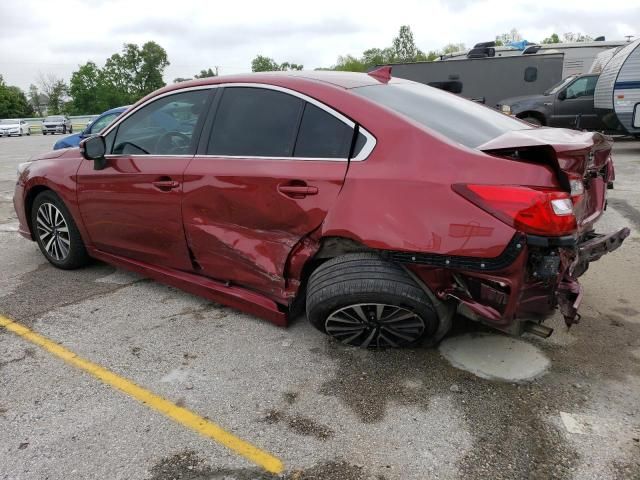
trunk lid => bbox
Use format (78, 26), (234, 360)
(478, 127), (613, 234)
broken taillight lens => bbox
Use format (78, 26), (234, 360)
(453, 184), (577, 236)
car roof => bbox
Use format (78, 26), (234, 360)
(102, 105), (129, 115)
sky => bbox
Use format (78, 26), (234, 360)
(1, 0), (638, 92)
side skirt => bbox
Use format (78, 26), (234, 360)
(89, 249), (287, 327)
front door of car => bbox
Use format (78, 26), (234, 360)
(551, 75), (600, 129)
(182, 86), (359, 299)
(77, 88), (213, 270)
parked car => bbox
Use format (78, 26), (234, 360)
(0, 119), (31, 137)
(497, 73), (606, 130)
(13, 70), (629, 348)
(42, 115), (72, 135)
(53, 106), (128, 150)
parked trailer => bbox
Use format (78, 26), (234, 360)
(594, 39), (640, 136)
(383, 53), (565, 108)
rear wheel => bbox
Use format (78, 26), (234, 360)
(69, 126), (73, 133)
(62, 126), (67, 134)
(306, 253), (439, 348)
(31, 190), (90, 269)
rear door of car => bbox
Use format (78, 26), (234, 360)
(77, 87), (214, 270)
(182, 85), (363, 299)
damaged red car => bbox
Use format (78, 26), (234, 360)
(14, 69), (629, 347)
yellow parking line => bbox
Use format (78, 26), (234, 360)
(0, 315), (284, 474)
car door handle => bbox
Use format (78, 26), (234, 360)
(152, 179), (180, 190)
(277, 184), (318, 197)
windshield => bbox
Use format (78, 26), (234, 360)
(353, 82), (527, 148)
(544, 76), (578, 95)
(0, 119), (18, 125)
(44, 116), (64, 122)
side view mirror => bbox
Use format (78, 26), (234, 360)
(79, 136), (107, 170)
(558, 91), (567, 101)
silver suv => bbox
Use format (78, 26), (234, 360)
(42, 115), (72, 135)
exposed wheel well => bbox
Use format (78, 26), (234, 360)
(24, 186), (52, 239)
(516, 111), (546, 126)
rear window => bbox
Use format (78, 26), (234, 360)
(353, 82), (527, 148)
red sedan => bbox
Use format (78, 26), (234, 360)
(14, 69), (629, 347)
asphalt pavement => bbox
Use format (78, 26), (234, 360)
(0, 134), (639, 479)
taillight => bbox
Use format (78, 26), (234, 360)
(453, 184), (577, 236)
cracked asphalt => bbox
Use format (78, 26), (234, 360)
(1, 134), (639, 479)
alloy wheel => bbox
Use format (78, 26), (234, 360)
(325, 303), (426, 348)
(36, 203), (70, 261)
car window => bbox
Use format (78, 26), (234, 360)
(90, 113), (119, 134)
(544, 76), (577, 95)
(565, 76), (597, 99)
(207, 87), (303, 157)
(294, 103), (354, 158)
(354, 82), (527, 148)
(112, 90), (209, 155)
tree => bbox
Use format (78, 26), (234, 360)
(391, 25), (424, 62)
(173, 77), (192, 83)
(38, 73), (68, 115)
(563, 32), (593, 43)
(541, 33), (561, 44)
(195, 67), (218, 78)
(69, 62), (108, 114)
(0, 77), (34, 118)
(28, 84), (43, 117)
(496, 28), (523, 46)
(251, 55), (303, 72)
(441, 43), (465, 55)
(251, 55), (282, 72)
(103, 41), (169, 101)
(68, 41), (170, 114)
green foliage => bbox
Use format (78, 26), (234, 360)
(441, 43), (465, 55)
(47, 80), (68, 115)
(195, 67), (218, 78)
(28, 84), (43, 117)
(251, 55), (302, 72)
(541, 33), (561, 44)
(329, 25), (449, 71)
(0, 78), (34, 118)
(563, 32), (593, 43)
(69, 42), (170, 114)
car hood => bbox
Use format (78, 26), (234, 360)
(29, 148), (78, 162)
(497, 94), (547, 107)
(0, 123), (20, 128)
(53, 133), (83, 149)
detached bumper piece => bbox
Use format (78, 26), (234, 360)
(559, 227), (630, 326)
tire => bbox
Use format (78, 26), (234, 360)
(31, 190), (90, 270)
(27, 129), (31, 136)
(521, 116), (543, 126)
(306, 253), (439, 348)
(69, 126), (73, 134)
(43, 131), (47, 135)
(62, 126), (67, 134)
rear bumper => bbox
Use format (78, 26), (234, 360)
(406, 227), (630, 334)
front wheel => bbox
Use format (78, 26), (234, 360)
(31, 190), (90, 269)
(520, 116), (543, 126)
(306, 253), (439, 348)
(69, 126), (73, 133)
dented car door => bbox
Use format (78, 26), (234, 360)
(182, 85), (358, 301)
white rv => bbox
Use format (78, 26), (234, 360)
(594, 39), (640, 136)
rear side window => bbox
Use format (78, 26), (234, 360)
(353, 82), (527, 148)
(208, 87), (303, 156)
(294, 103), (353, 158)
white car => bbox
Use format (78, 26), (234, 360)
(0, 119), (31, 137)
